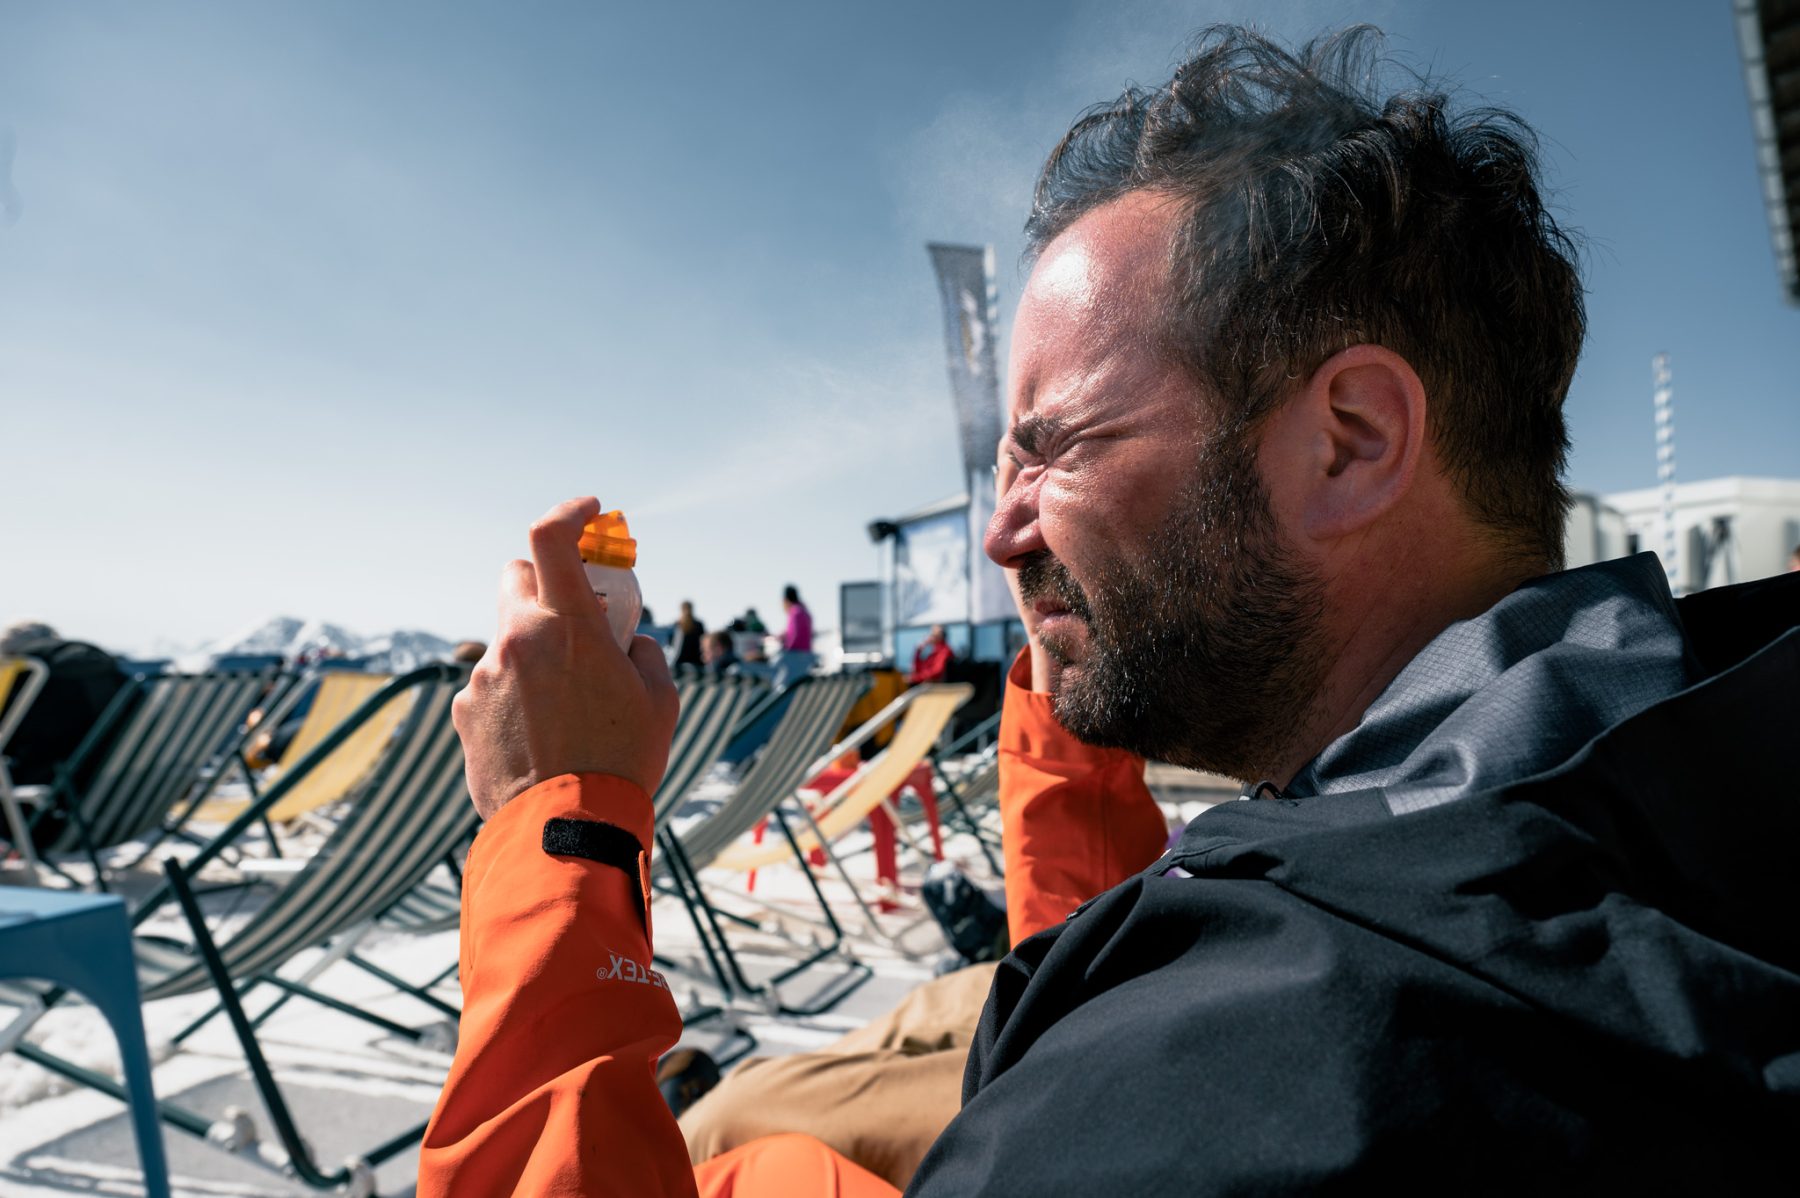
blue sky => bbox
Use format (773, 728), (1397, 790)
(1, 0), (1794, 654)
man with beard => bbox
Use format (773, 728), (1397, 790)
(421, 26), (1800, 1197)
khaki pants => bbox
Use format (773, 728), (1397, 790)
(680, 963), (998, 1192)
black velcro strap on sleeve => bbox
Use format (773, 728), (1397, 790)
(543, 816), (642, 869)
(542, 817), (646, 929)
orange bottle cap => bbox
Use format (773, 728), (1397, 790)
(579, 509), (637, 569)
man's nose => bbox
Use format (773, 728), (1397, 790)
(985, 473), (1045, 568)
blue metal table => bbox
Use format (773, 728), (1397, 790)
(0, 888), (173, 1198)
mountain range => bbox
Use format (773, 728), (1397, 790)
(172, 616), (460, 673)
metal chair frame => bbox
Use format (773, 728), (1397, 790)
(6, 665), (475, 1193)
(25, 667), (293, 889)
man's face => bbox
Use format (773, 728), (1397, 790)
(985, 193), (1326, 779)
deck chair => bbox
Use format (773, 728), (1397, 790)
(21, 668), (290, 889)
(707, 682), (973, 954)
(651, 672), (768, 826)
(937, 748), (1000, 835)
(206, 671), (766, 1058)
(655, 672), (874, 1019)
(176, 670), (410, 839)
(378, 873), (464, 934)
(863, 708), (1007, 880)
(925, 712), (1005, 874)
(5, 664), (475, 1195)
(0, 655), (51, 875)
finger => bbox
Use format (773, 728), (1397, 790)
(627, 634), (676, 701)
(628, 636), (679, 781)
(499, 559), (537, 617)
(451, 681), (474, 736)
(528, 497), (604, 618)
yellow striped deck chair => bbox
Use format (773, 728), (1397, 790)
(711, 682), (973, 872)
(188, 671), (412, 826)
(708, 682), (972, 955)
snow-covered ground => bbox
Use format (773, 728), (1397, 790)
(1, 797), (977, 1196)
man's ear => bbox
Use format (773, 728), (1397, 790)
(1266, 344), (1428, 543)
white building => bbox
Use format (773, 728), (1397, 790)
(1566, 476), (1800, 592)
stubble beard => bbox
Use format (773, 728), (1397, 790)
(1018, 429), (1328, 781)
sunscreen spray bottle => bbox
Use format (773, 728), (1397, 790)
(578, 509), (642, 650)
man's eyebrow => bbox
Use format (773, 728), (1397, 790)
(1008, 413), (1067, 456)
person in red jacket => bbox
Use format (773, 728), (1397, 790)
(907, 624), (954, 685)
(419, 495), (1164, 1197)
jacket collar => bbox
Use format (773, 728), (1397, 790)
(1285, 553), (1694, 813)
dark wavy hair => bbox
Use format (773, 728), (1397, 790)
(1026, 26), (1585, 567)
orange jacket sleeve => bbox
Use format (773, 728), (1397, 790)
(418, 773), (698, 1198)
(998, 650), (1169, 945)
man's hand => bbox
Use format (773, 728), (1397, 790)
(453, 496), (680, 821)
(997, 444), (1053, 692)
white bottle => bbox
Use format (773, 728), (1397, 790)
(578, 509), (642, 650)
